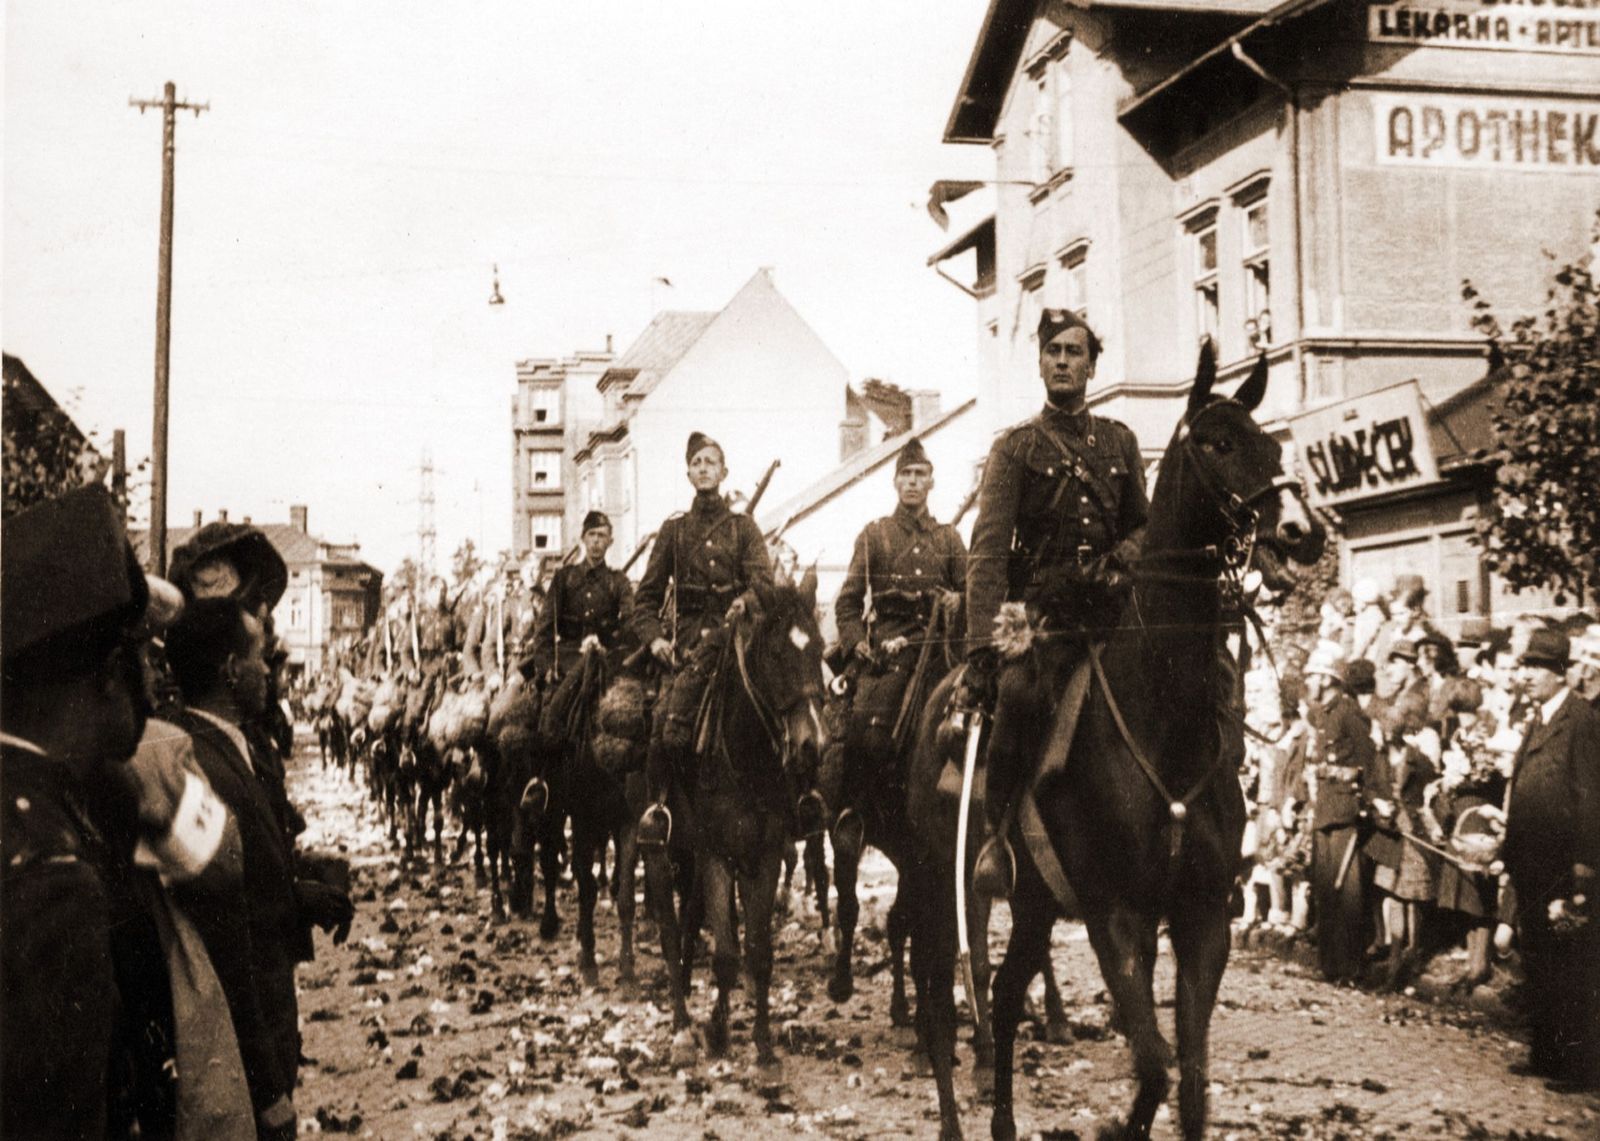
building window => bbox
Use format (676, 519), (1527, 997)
(529, 385), (559, 425)
(1059, 241), (1090, 318)
(529, 512), (562, 552)
(1192, 224), (1219, 345)
(1241, 198), (1270, 346)
(1025, 38), (1073, 194)
(529, 450), (561, 489)
(1018, 265), (1047, 350)
(290, 601), (303, 628)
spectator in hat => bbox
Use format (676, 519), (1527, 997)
(1502, 629), (1600, 1090)
(1, 486), (189, 1137)
(1304, 643), (1388, 982)
(165, 598), (344, 1139)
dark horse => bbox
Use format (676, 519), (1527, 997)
(907, 346), (1325, 1140)
(648, 578), (828, 1069)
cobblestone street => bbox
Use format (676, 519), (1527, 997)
(289, 747), (1600, 1139)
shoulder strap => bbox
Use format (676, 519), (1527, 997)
(1029, 415), (1120, 524)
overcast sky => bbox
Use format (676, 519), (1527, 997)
(4, 1), (993, 572)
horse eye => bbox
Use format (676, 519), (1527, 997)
(1208, 438), (1232, 456)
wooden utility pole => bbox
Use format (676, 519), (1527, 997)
(130, 82), (208, 574)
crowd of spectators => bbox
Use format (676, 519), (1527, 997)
(1238, 573), (1600, 1092)
(2, 488), (352, 1139)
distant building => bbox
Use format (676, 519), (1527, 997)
(571, 268), (855, 561)
(143, 505), (383, 675)
(937, 0), (1598, 629)
(510, 342), (615, 562)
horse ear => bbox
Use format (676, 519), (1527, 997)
(798, 564), (818, 607)
(1234, 350), (1268, 412)
(1188, 337), (1216, 415)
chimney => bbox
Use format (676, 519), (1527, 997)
(290, 505), (308, 534)
(907, 389), (942, 430)
(605, 333), (614, 354)
(192, 509), (202, 527)
(242, 515), (252, 525)
(218, 509), (229, 523)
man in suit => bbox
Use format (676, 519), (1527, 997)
(1503, 628), (1600, 1091)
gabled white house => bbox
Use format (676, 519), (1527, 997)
(574, 268), (853, 562)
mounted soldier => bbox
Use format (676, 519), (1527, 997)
(824, 436), (966, 829)
(964, 308), (1149, 899)
(523, 510), (634, 687)
(634, 431), (774, 847)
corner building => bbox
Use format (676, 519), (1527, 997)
(942, 0), (1599, 630)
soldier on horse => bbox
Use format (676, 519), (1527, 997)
(635, 431), (774, 847)
(964, 307), (1149, 899)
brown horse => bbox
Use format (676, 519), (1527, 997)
(906, 346), (1325, 1140)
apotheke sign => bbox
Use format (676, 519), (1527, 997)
(1370, 0), (1600, 55)
(1375, 93), (1600, 171)
(1288, 380), (1441, 508)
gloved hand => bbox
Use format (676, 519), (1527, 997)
(852, 639), (878, 667)
(296, 879), (354, 943)
(1089, 552), (1133, 600)
(955, 647), (1000, 715)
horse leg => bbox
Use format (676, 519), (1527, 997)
(888, 888), (914, 1029)
(1082, 905), (1170, 1139)
(615, 818), (640, 988)
(828, 818), (864, 1004)
(1041, 959), (1071, 1045)
(739, 835), (785, 1072)
(969, 890), (996, 1078)
(910, 865), (963, 1141)
(1168, 902), (1230, 1141)
(805, 832), (833, 955)
(644, 847), (690, 1028)
(678, 853), (707, 1006)
(989, 894), (1054, 1141)
(775, 841), (797, 922)
(703, 857), (736, 1059)
(574, 822), (601, 987)
(538, 813), (563, 941)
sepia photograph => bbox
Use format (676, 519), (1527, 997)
(3, 1), (1598, 1137)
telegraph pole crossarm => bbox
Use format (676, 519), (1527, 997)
(129, 81), (208, 576)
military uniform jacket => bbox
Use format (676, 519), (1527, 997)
(835, 504), (967, 651)
(1504, 693), (1600, 904)
(632, 492), (773, 648)
(1309, 692), (1388, 831)
(967, 404), (1148, 651)
(530, 560), (635, 676)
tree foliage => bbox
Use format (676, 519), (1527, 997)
(450, 539), (484, 588)
(1463, 220), (1600, 606)
(3, 366), (102, 518)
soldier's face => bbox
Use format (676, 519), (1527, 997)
(687, 447), (727, 493)
(583, 527), (613, 563)
(1039, 326), (1095, 407)
(894, 463), (934, 510)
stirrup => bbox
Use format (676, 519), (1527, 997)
(639, 803), (672, 849)
(832, 806), (865, 852)
(972, 834), (1015, 901)
(519, 778), (549, 816)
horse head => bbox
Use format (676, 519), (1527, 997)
(735, 573), (829, 788)
(1168, 341), (1325, 595)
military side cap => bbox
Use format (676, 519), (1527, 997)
(2, 485), (151, 677)
(582, 510), (611, 534)
(685, 431), (723, 464)
(1037, 307), (1095, 348)
(170, 521), (288, 610)
(1519, 627), (1569, 671)
(895, 436), (931, 473)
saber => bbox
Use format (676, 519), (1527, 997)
(1332, 827), (1361, 892)
(954, 708), (984, 1026)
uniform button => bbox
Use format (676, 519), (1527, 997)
(15, 797), (29, 813)
(1080, 496), (1088, 504)
(913, 546), (920, 554)
(705, 540), (713, 547)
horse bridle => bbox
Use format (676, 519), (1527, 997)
(1157, 398), (1306, 579)
(730, 610), (824, 764)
